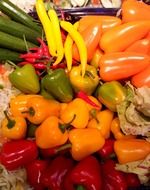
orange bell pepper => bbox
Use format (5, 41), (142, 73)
(114, 139), (150, 164)
(111, 117), (136, 140)
(1, 111), (27, 140)
(87, 109), (114, 139)
(24, 96), (60, 124)
(99, 52), (150, 81)
(60, 98), (89, 129)
(100, 21), (150, 53)
(72, 22), (102, 62)
(35, 116), (68, 149)
(69, 128), (105, 160)
(122, 0), (150, 23)
(90, 47), (104, 69)
(9, 94), (40, 118)
(131, 64), (150, 88)
(78, 15), (122, 33)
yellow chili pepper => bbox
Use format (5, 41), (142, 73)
(114, 139), (150, 164)
(69, 128), (105, 161)
(48, 9), (64, 65)
(111, 117), (136, 140)
(60, 98), (89, 129)
(24, 96), (60, 124)
(60, 21), (87, 77)
(87, 109), (114, 139)
(64, 21), (79, 71)
(9, 94), (40, 118)
(35, 116), (68, 149)
(35, 0), (56, 56)
(1, 111), (27, 140)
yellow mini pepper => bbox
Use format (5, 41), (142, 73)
(69, 128), (105, 161)
(1, 111), (27, 140)
(60, 98), (89, 129)
(35, 116), (68, 149)
(87, 109), (114, 139)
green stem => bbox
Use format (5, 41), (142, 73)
(6, 60), (19, 69)
(4, 111), (16, 129)
(56, 143), (72, 153)
(76, 185), (85, 190)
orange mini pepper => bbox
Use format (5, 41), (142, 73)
(114, 139), (150, 164)
(87, 109), (114, 139)
(69, 128), (105, 161)
(1, 112), (27, 140)
(60, 98), (89, 129)
(24, 96), (60, 124)
(100, 21), (150, 53)
(35, 116), (68, 149)
(111, 117), (136, 140)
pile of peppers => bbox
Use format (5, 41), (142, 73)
(0, 0), (150, 189)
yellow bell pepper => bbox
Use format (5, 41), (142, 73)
(24, 96), (60, 124)
(69, 128), (105, 161)
(111, 117), (136, 140)
(87, 109), (114, 139)
(114, 139), (150, 164)
(35, 116), (68, 149)
(1, 111), (27, 140)
(60, 98), (89, 129)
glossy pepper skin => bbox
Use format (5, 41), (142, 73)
(114, 139), (150, 164)
(26, 159), (49, 190)
(69, 65), (99, 95)
(0, 139), (38, 170)
(9, 64), (40, 94)
(42, 68), (73, 103)
(41, 156), (74, 190)
(69, 128), (105, 161)
(102, 159), (128, 190)
(64, 156), (102, 190)
(95, 81), (127, 112)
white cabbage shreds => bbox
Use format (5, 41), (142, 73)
(0, 64), (20, 128)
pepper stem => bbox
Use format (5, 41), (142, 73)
(59, 114), (76, 133)
(6, 60), (19, 69)
(90, 109), (99, 124)
(56, 143), (72, 153)
(4, 111), (16, 129)
(76, 185), (85, 190)
(22, 107), (35, 116)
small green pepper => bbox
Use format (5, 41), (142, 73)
(95, 81), (127, 112)
(9, 64), (40, 94)
(69, 65), (99, 95)
(42, 68), (73, 103)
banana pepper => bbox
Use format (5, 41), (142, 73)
(1, 111), (27, 140)
(35, 116), (68, 149)
(69, 65), (99, 95)
(114, 139), (150, 164)
(69, 128), (105, 161)
(95, 81), (127, 112)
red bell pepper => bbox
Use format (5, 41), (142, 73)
(26, 159), (49, 190)
(97, 139), (115, 159)
(41, 156), (74, 190)
(64, 156), (102, 190)
(101, 159), (127, 190)
(125, 173), (140, 188)
(0, 139), (38, 170)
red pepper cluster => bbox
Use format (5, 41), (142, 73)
(0, 139), (141, 190)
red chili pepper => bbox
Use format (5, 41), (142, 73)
(50, 62), (67, 69)
(77, 91), (100, 109)
(0, 139), (38, 170)
(20, 48), (43, 59)
(26, 159), (49, 190)
(41, 156), (74, 190)
(33, 63), (47, 70)
(98, 139), (115, 159)
(37, 38), (50, 58)
(125, 173), (140, 188)
(23, 57), (37, 63)
(64, 156), (102, 190)
(102, 159), (127, 190)
(18, 61), (31, 66)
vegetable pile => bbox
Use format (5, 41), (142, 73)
(0, 0), (150, 189)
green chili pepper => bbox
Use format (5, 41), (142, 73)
(95, 81), (127, 112)
(69, 65), (99, 95)
(42, 68), (73, 103)
(9, 63), (40, 94)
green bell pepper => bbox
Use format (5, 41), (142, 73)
(69, 65), (99, 95)
(42, 68), (73, 103)
(95, 81), (127, 112)
(9, 64), (40, 94)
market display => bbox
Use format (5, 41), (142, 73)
(0, 0), (150, 189)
